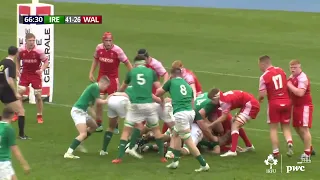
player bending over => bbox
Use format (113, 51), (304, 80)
(210, 108), (254, 153)
(208, 89), (260, 157)
(0, 107), (30, 180)
(89, 32), (132, 133)
(64, 76), (110, 159)
(258, 55), (294, 157)
(287, 60), (315, 159)
(156, 68), (209, 172)
(15, 33), (49, 125)
(112, 55), (165, 164)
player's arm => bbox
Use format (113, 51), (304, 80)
(118, 48), (132, 71)
(186, 74), (197, 100)
(9, 128), (30, 174)
(155, 79), (170, 97)
(196, 109), (217, 142)
(15, 52), (21, 77)
(258, 76), (267, 102)
(118, 72), (131, 92)
(287, 79), (307, 97)
(89, 47), (100, 82)
(38, 50), (49, 74)
(162, 72), (169, 83)
(208, 103), (230, 128)
(152, 94), (162, 104)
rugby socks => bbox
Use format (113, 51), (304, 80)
(230, 130), (239, 152)
(287, 139), (293, 146)
(273, 148), (280, 157)
(304, 149), (311, 156)
(102, 131), (113, 151)
(96, 119), (102, 126)
(118, 139), (128, 158)
(129, 128), (140, 149)
(115, 124), (119, 129)
(155, 138), (164, 157)
(18, 116), (25, 136)
(172, 149), (180, 162)
(239, 128), (252, 147)
(162, 124), (169, 133)
(196, 155), (207, 166)
(67, 139), (81, 154)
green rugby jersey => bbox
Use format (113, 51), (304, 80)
(73, 83), (100, 111)
(0, 122), (16, 161)
(194, 92), (216, 121)
(162, 77), (193, 113)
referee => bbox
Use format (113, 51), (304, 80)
(0, 46), (29, 140)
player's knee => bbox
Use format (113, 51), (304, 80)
(233, 115), (247, 128)
(17, 86), (27, 94)
(79, 132), (87, 139)
(181, 146), (190, 155)
(34, 89), (42, 99)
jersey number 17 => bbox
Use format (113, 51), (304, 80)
(272, 74), (283, 90)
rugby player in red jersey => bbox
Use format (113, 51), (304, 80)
(15, 33), (49, 134)
(207, 89), (260, 157)
(89, 32), (132, 133)
(258, 55), (294, 157)
(287, 60), (314, 159)
(171, 60), (203, 97)
(137, 49), (169, 93)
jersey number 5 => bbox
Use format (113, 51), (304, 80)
(137, 74), (146, 85)
(180, 85), (187, 95)
(272, 74), (283, 90)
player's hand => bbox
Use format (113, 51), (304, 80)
(15, 93), (22, 100)
(23, 164), (31, 174)
(89, 73), (95, 82)
(36, 69), (43, 75)
(287, 81), (293, 87)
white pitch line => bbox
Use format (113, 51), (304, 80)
(0, 48), (320, 85)
(45, 101), (320, 140)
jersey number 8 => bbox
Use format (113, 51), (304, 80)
(137, 74), (146, 85)
(180, 85), (187, 95)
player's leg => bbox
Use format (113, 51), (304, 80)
(147, 103), (167, 162)
(100, 117), (118, 155)
(280, 104), (294, 157)
(108, 78), (120, 134)
(64, 107), (91, 159)
(296, 106), (313, 158)
(34, 89), (43, 124)
(173, 111), (209, 172)
(12, 74), (28, 122)
(4, 88), (29, 139)
(266, 104), (281, 157)
(220, 112), (254, 157)
(112, 103), (142, 163)
(181, 124), (203, 155)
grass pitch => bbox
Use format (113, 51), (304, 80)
(0, 1), (320, 179)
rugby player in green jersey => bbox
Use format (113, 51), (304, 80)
(64, 76), (110, 159)
(156, 68), (210, 172)
(112, 55), (165, 164)
(0, 107), (30, 180)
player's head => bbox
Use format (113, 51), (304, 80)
(208, 88), (220, 104)
(258, 55), (272, 72)
(1, 107), (15, 122)
(137, 49), (150, 62)
(170, 68), (182, 78)
(289, 59), (302, 76)
(102, 32), (113, 49)
(133, 55), (147, 66)
(172, 60), (183, 69)
(7, 46), (18, 57)
(25, 33), (36, 49)
(98, 75), (110, 91)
